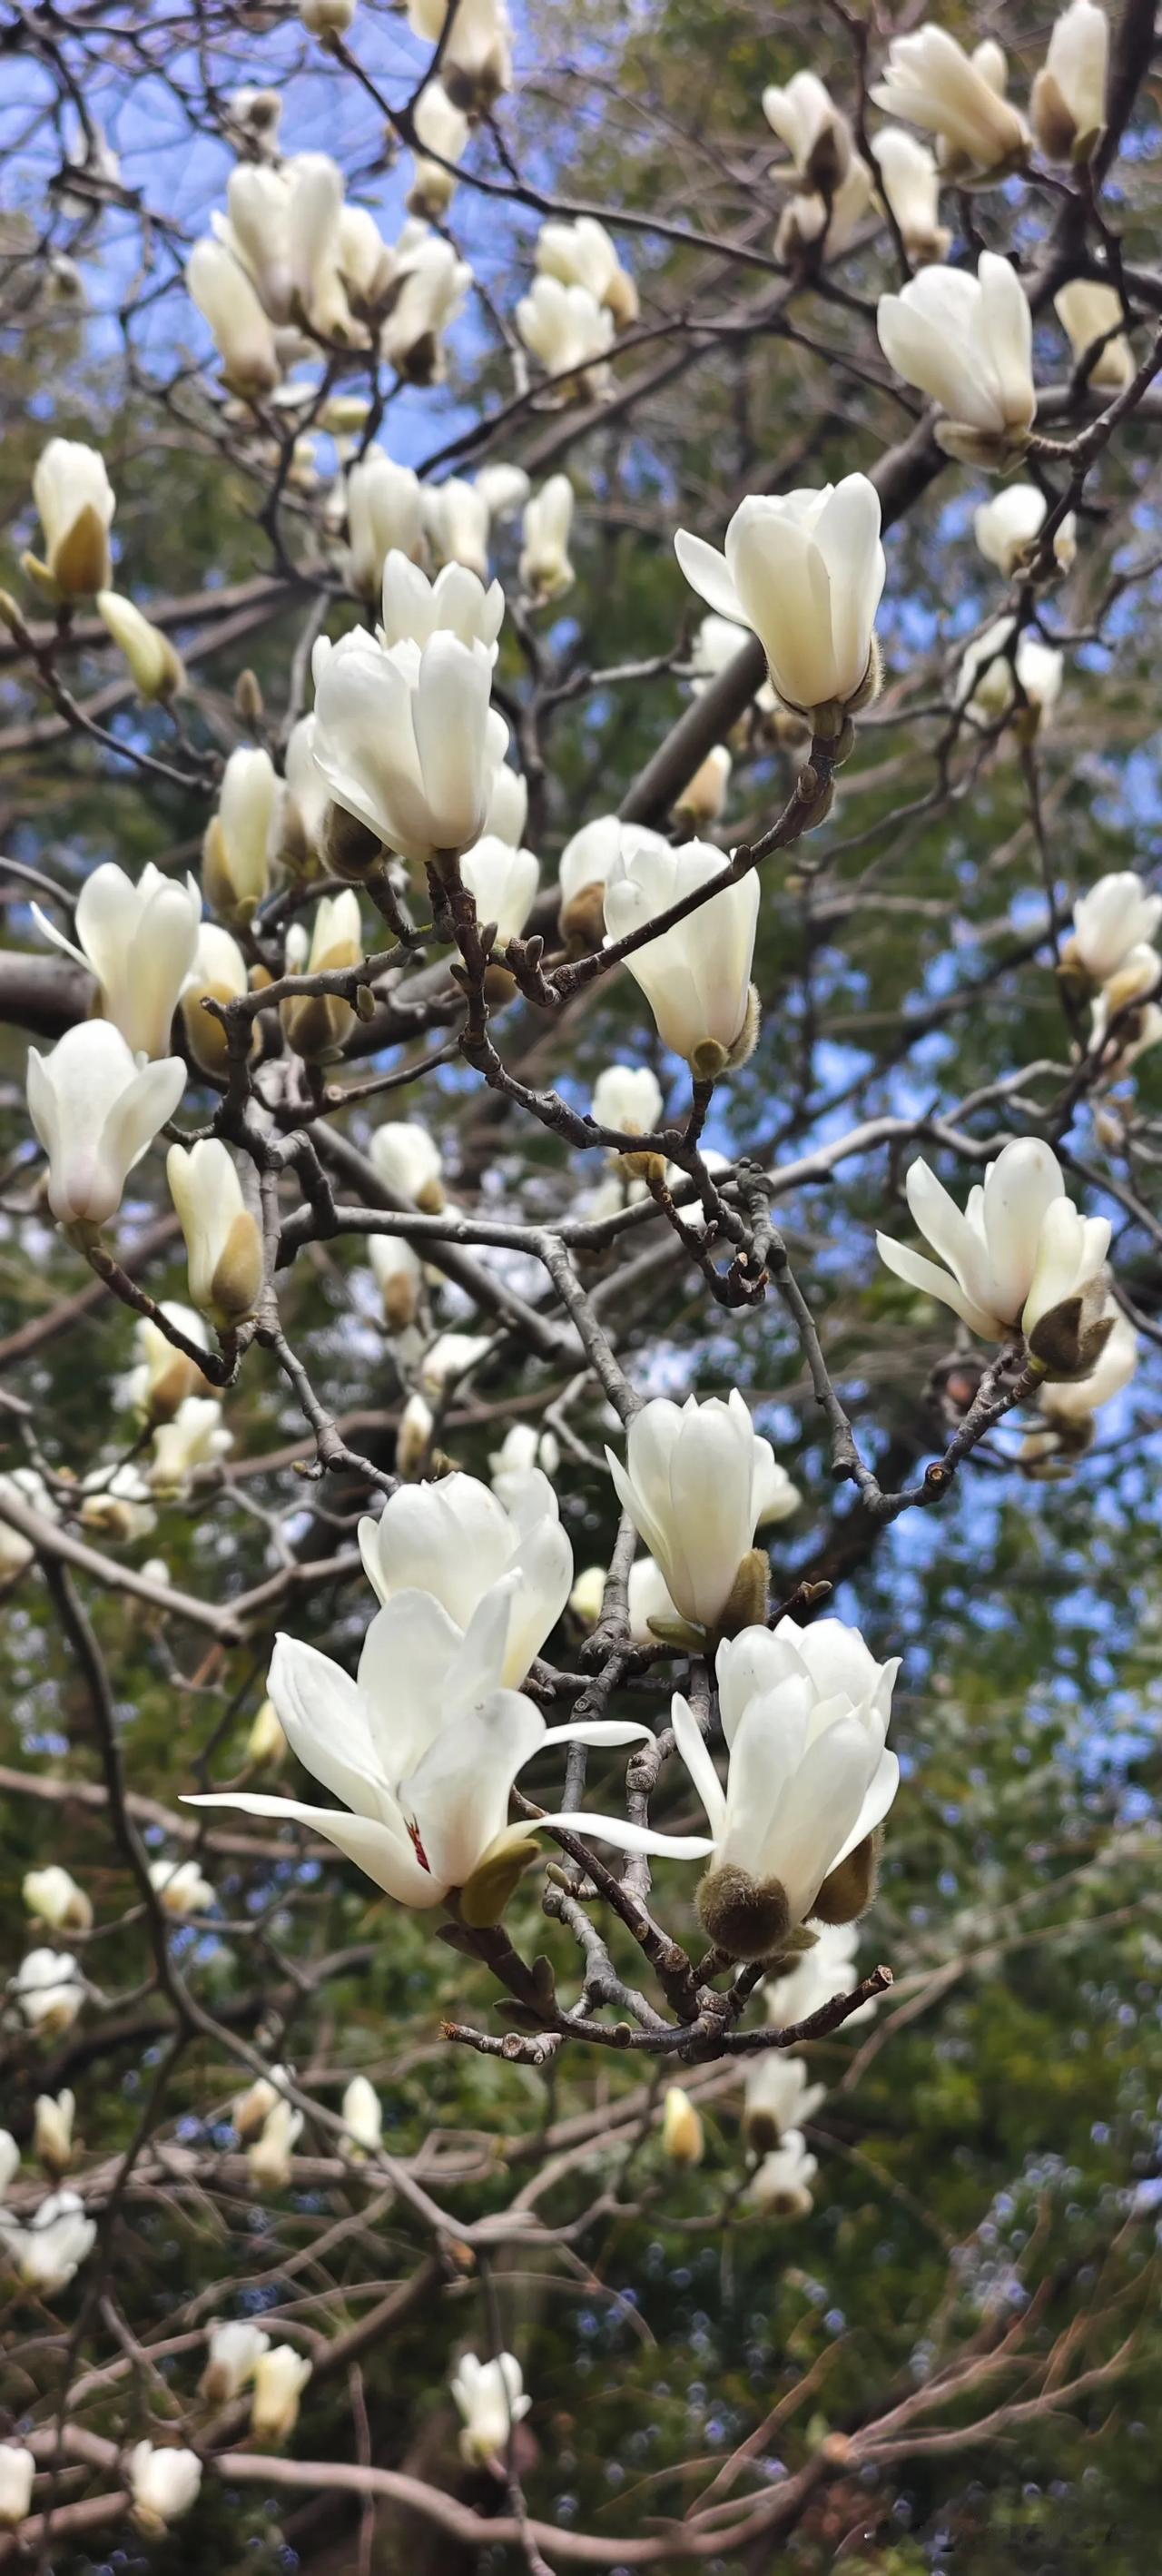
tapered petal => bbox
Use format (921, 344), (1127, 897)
(269, 1631), (386, 1821)
(401, 1688), (544, 1887)
(182, 1791), (439, 1904)
(670, 1692), (729, 1841)
(674, 530), (746, 625)
(875, 1231), (1000, 1337)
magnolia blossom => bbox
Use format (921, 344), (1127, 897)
(383, 235), (472, 383)
(475, 462), (531, 522)
(661, 2085), (704, 2165)
(628, 1554), (681, 1645)
(877, 1139), (1110, 1369)
(423, 478), (490, 582)
(232, 2065), (293, 2137)
(168, 1139), (264, 1332)
(310, 629), (508, 866)
(379, 552), (503, 656)
(128, 2444), (203, 2537)
(451, 2353), (530, 2464)
(749, 2129), (818, 2216)
(605, 1391), (782, 1634)
(121, 1305), (211, 1426)
(0, 2448), (34, 2529)
(216, 163), (295, 319)
(249, 2097), (303, 2191)
(33, 2089), (74, 2176)
(0, 2189), (95, 2294)
(341, 2073), (382, 2155)
(281, 889), (363, 1061)
(1088, 946), (1162, 1072)
(78, 1459), (156, 1544)
(181, 923), (251, 1080)
(871, 129), (950, 264)
(768, 1922), (879, 2027)
(149, 1856), (216, 1916)
(345, 451), (427, 598)
(518, 475), (575, 602)
(1068, 873), (1162, 983)
(369, 1120), (444, 1210)
(29, 440), (114, 596)
(870, 27), (1029, 173)
(279, 716), (331, 873)
(460, 834), (539, 942)
(675, 743), (732, 830)
(201, 2319), (271, 2404)
(516, 275), (614, 397)
(602, 832), (760, 1075)
(763, 70), (851, 188)
(488, 1424), (560, 1520)
(960, 618), (1064, 729)
(396, 1390), (435, 1478)
(973, 484), (1076, 578)
(1054, 279), (1134, 390)
(369, 1230), (423, 1331)
(186, 238), (281, 396)
(1032, 0), (1108, 160)
(593, 1064), (664, 1138)
(877, 254), (1035, 466)
(536, 215), (636, 326)
(675, 478), (884, 720)
(419, 1329), (491, 1391)
(251, 2344), (313, 2443)
(358, 1468), (571, 1687)
(407, 0), (513, 110)
(34, 861), (200, 1062)
(558, 814), (664, 948)
(1040, 1312), (1138, 1423)
(689, 612), (777, 718)
(96, 590), (184, 699)
(743, 2052), (825, 2150)
(27, 1023), (185, 1233)
(202, 744), (280, 921)
(23, 1867), (92, 1933)
(408, 81), (469, 218)
(185, 1582), (648, 1912)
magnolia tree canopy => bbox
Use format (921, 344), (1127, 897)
(0, 0), (1160, 2569)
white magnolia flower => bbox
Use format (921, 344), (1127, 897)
(675, 477), (884, 720)
(661, 2085), (704, 2164)
(419, 1329), (492, 1391)
(605, 1392), (781, 1633)
(0, 2189), (95, 2294)
(231, 2065), (293, 2137)
(451, 2352), (530, 2464)
(120, 1305), (211, 1426)
(167, 1139), (264, 1332)
(959, 618), (1064, 728)
(569, 1564), (606, 1628)
(215, 162), (294, 318)
(78, 1459), (156, 1544)
(186, 1582), (648, 1910)
(1069, 873), (1162, 982)
(1040, 1311), (1138, 1422)
(181, 923), (251, 1079)
(749, 2128), (818, 2216)
(870, 27), (1029, 173)
(689, 612), (777, 719)
(33, 862), (200, 1061)
(186, 238), (281, 396)
(128, 2443), (202, 2537)
(33, 2089), (74, 2175)
(536, 216), (636, 325)
(1054, 279), (1134, 390)
(488, 1425), (560, 1520)
(870, 129), (950, 264)
(767, 1921), (879, 2027)
(23, 1868), (92, 1933)
(973, 484), (1076, 578)
(380, 551), (503, 656)
(0, 2447), (34, 2529)
(423, 477), (490, 582)
(407, 0), (513, 110)
(877, 253), (1035, 466)
(558, 814), (668, 945)
(369, 1230), (423, 1331)
(383, 234), (472, 382)
(202, 745), (280, 922)
(627, 1554), (681, 1645)
(743, 2051), (825, 2147)
(369, 1120), (445, 1211)
(519, 475), (575, 601)
(30, 440), (114, 596)
(1088, 946), (1162, 1071)
(763, 70), (851, 185)
(95, 590), (184, 700)
(279, 716), (331, 873)
(754, 1455), (803, 1527)
(1032, 0), (1108, 160)
(201, 2318), (271, 2404)
(150, 1395), (232, 1498)
(27, 1023), (185, 1233)
(341, 2073), (382, 2155)
(251, 2344), (313, 2443)
(280, 889), (363, 1063)
(249, 2097), (303, 2192)
(516, 275), (614, 396)
(877, 1140), (1110, 1362)
(0, 1470), (55, 1576)
(775, 156), (877, 268)
(460, 834), (539, 942)
(474, 462), (531, 522)
(408, 81), (469, 217)
(357, 1468), (571, 1686)
(149, 1857), (216, 1917)
(593, 1064), (664, 1138)
(603, 832), (760, 1075)
(311, 629), (508, 865)
(345, 451), (427, 599)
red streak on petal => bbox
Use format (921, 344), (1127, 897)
(407, 1818), (431, 1873)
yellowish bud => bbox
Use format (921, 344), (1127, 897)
(661, 2085), (704, 2166)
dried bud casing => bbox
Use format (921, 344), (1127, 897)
(812, 1827), (881, 1927)
(558, 881), (607, 957)
(1027, 1291), (1115, 1383)
(716, 1546), (771, 1640)
(324, 801), (383, 881)
(695, 1863), (791, 1963)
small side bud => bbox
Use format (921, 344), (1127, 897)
(458, 1828), (540, 1930)
(812, 1828), (881, 1927)
(696, 1864), (790, 1963)
(661, 2085), (704, 2165)
(234, 668), (265, 724)
(559, 881), (607, 957)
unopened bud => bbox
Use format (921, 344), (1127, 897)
(661, 2085), (704, 2165)
(559, 881), (607, 957)
(234, 668), (264, 724)
(211, 1209), (264, 1327)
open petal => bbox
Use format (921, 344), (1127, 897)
(541, 1810), (715, 1860)
(875, 1231), (1000, 1338)
(270, 1630), (386, 1820)
(718, 1680), (812, 1879)
(670, 1692), (728, 1841)
(402, 1688), (544, 1887)
(827, 1746), (900, 1879)
(182, 1791), (439, 1905)
(357, 1590), (467, 1781)
(674, 530), (746, 626)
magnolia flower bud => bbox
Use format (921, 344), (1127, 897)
(28, 440), (114, 597)
(960, 620), (1063, 733)
(518, 474), (575, 600)
(345, 451), (427, 599)
(27, 1023), (186, 1235)
(33, 860), (201, 1064)
(6, 2188), (95, 2292)
(248, 2097), (303, 2192)
(251, 2344), (312, 2443)
(674, 742), (731, 828)
(408, 81), (469, 217)
(870, 27), (1029, 176)
(23, 1867), (92, 1933)
(661, 2085), (704, 2165)
(149, 1857), (216, 1916)
(181, 923), (253, 1079)
(127, 2443), (202, 2538)
(34, 2089), (75, 2176)
(231, 2065), (292, 2137)
(341, 2074), (382, 2156)
(187, 238), (281, 397)
(299, 0), (356, 32)
(423, 476), (491, 582)
(460, 834), (539, 944)
(877, 1140), (1108, 1351)
(483, 761), (529, 847)
(200, 2318), (271, 2404)
(603, 833), (759, 1075)
(369, 1230), (423, 1330)
(763, 70), (852, 192)
(280, 890), (363, 1061)
(516, 275), (614, 399)
(535, 215), (636, 325)
(122, 1305), (212, 1426)
(1054, 279), (1134, 389)
(592, 1063), (664, 1141)
(396, 1389), (434, 1477)
(383, 236), (472, 383)
(871, 129), (950, 265)
(167, 1139), (264, 1331)
(95, 589), (184, 699)
(450, 2352), (530, 2465)
(568, 1564), (606, 1627)
(369, 1120), (444, 1210)
(407, 0), (514, 112)
(17, 1955), (84, 2044)
(202, 745), (279, 923)
(0, 2448), (34, 2530)
(247, 1697), (288, 1765)
(677, 477), (884, 723)
(973, 485), (1076, 579)
(878, 254), (1034, 469)
(1032, 0), (1108, 161)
